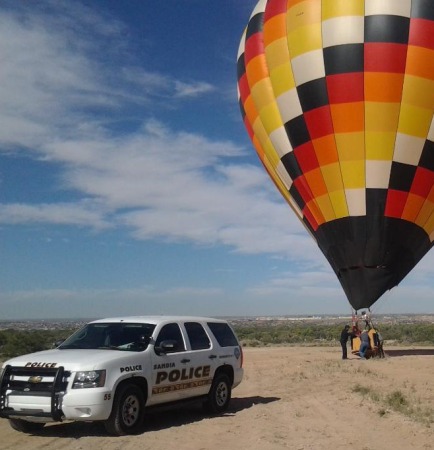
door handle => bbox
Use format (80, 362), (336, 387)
(181, 358), (190, 363)
(209, 355), (217, 359)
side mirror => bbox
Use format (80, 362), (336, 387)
(53, 339), (65, 348)
(154, 340), (177, 355)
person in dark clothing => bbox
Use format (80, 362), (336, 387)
(340, 325), (352, 360)
(374, 330), (385, 358)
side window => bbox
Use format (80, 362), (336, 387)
(207, 322), (238, 347)
(185, 322), (211, 350)
(155, 323), (185, 353)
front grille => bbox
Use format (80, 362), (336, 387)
(5, 366), (70, 394)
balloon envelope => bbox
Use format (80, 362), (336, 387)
(237, 0), (434, 310)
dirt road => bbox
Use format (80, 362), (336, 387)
(2, 346), (434, 449)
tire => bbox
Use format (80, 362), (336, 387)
(9, 418), (45, 433)
(104, 383), (145, 436)
(204, 373), (232, 414)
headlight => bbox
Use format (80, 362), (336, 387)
(72, 370), (106, 389)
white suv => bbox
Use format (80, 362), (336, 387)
(0, 316), (244, 435)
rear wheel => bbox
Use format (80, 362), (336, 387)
(9, 419), (45, 433)
(104, 383), (145, 435)
(204, 373), (231, 414)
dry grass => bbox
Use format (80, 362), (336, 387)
(351, 383), (434, 426)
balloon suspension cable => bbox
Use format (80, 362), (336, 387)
(367, 308), (378, 330)
(360, 308), (376, 330)
(351, 308), (360, 335)
(350, 308), (376, 334)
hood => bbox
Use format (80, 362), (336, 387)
(2, 348), (141, 372)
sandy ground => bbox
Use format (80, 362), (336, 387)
(2, 345), (434, 450)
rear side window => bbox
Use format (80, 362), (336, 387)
(185, 322), (211, 350)
(207, 322), (238, 347)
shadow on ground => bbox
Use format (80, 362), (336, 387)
(26, 395), (280, 438)
(385, 348), (434, 357)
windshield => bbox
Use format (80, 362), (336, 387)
(58, 322), (156, 352)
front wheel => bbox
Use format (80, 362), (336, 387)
(204, 373), (232, 414)
(9, 418), (45, 433)
(104, 383), (145, 435)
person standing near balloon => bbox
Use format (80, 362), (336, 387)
(340, 325), (352, 360)
(359, 330), (370, 359)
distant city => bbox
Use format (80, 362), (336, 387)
(1, 314), (434, 331)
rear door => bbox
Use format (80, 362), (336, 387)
(182, 321), (217, 394)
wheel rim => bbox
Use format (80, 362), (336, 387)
(215, 381), (228, 407)
(122, 393), (140, 427)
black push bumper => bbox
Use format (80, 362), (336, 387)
(0, 365), (69, 421)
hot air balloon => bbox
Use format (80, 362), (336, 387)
(237, 0), (434, 311)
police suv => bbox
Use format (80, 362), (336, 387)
(0, 316), (244, 435)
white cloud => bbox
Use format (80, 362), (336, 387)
(174, 80), (215, 98)
(247, 268), (339, 297)
(52, 121), (311, 258)
(0, 3), (217, 152)
(0, 201), (110, 230)
(0, 1), (333, 273)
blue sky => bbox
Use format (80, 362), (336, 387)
(1, 0), (434, 320)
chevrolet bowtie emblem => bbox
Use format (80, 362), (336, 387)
(28, 376), (43, 383)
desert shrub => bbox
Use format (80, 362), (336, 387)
(386, 390), (409, 413)
(233, 322), (434, 347)
(352, 383), (381, 402)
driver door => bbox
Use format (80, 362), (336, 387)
(149, 322), (195, 405)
